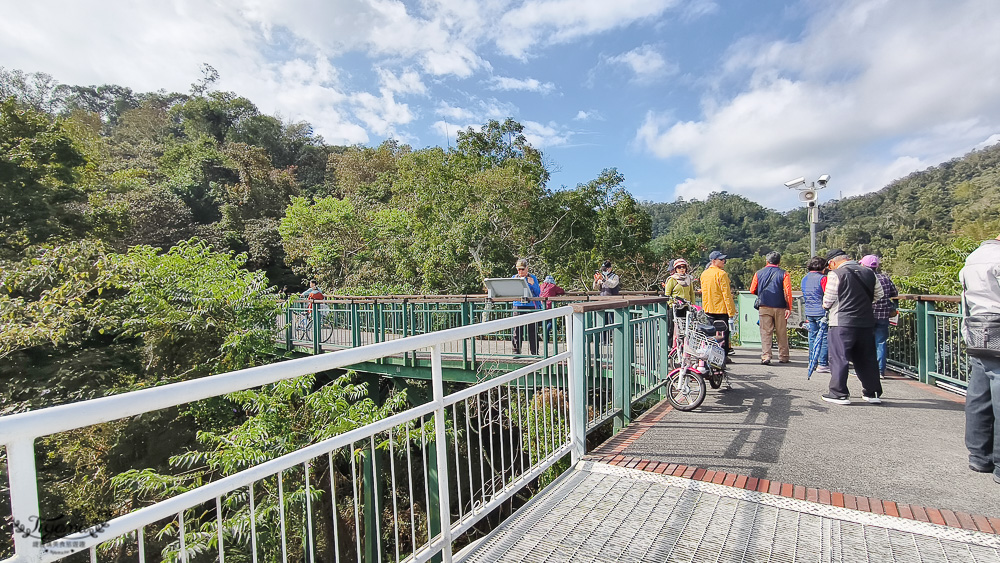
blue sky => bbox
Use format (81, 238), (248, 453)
(2, 0), (999, 210)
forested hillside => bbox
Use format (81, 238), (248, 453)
(3, 64), (998, 558)
(645, 143), (1000, 292)
(0, 66), (653, 553)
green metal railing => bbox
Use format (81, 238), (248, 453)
(886, 295), (968, 389)
(276, 295), (673, 431)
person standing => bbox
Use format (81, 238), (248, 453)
(860, 255), (899, 378)
(700, 250), (736, 360)
(663, 258), (696, 303)
(593, 260), (620, 296)
(539, 275), (566, 308)
(801, 256), (830, 373)
(959, 235), (1000, 483)
(821, 249), (884, 405)
(749, 252), (793, 365)
(539, 275), (566, 335)
(511, 259), (541, 356)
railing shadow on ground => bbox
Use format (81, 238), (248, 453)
(1, 297), (675, 563)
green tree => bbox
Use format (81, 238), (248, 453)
(0, 97), (87, 252)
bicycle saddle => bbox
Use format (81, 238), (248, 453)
(697, 323), (717, 336)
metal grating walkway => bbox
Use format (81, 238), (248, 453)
(458, 462), (1000, 563)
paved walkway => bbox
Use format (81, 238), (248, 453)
(459, 462), (1000, 562)
(457, 348), (1000, 561)
(596, 346), (999, 521)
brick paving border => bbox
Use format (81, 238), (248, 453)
(584, 377), (999, 535)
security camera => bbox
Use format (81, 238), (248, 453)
(784, 177), (806, 189)
(817, 174), (830, 186)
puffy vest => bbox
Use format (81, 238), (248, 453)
(756, 266), (787, 308)
(801, 272), (825, 317)
(828, 263), (877, 327)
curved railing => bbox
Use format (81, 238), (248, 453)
(2, 298), (673, 563)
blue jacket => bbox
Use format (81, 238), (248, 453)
(801, 271), (826, 317)
(512, 274), (541, 308)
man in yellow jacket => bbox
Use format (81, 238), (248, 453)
(701, 250), (737, 360)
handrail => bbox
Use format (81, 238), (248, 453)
(2, 306), (578, 563)
(3, 297), (676, 563)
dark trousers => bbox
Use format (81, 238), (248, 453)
(512, 305), (538, 355)
(705, 313), (730, 356)
(966, 355), (1000, 475)
(827, 325), (883, 398)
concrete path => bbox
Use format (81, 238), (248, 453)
(458, 462), (1000, 562)
(615, 347), (999, 519)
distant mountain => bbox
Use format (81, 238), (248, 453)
(643, 142), (1000, 293)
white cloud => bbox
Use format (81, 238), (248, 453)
(350, 88), (415, 136)
(240, 0), (488, 77)
(487, 75), (556, 94)
(607, 45), (677, 82)
(496, 0), (682, 58)
(376, 67), (427, 95)
(636, 0), (1000, 209)
(574, 110), (605, 121)
(522, 120), (572, 148)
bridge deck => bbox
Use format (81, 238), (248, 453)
(458, 462), (1000, 562)
(458, 347), (1000, 562)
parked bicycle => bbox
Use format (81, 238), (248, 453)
(665, 298), (728, 411)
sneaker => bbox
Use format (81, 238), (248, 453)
(778, 359), (790, 364)
(863, 393), (882, 404)
(816, 365), (830, 373)
(761, 359), (771, 365)
(969, 462), (995, 473)
(821, 393), (850, 405)
(994, 474), (1000, 485)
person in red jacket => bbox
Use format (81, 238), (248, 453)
(540, 275), (565, 335)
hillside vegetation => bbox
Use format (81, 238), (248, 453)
(645, 143), (1000, 292)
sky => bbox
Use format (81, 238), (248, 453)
(2, 0), (999, 210)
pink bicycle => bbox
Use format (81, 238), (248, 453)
(665, 299), (728, 411)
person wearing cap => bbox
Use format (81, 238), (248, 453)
(593, 260), (620, 296)
(663, 258), (696, 303)
(539, 275), (566, 309)
(700, 250), (736, 359)
(750, 251), (793, 365)
(959, 234), (1000, 483)
(821, 249), (884, 405)
(861, 254), (899, 378)
(511, 259), (541, 355)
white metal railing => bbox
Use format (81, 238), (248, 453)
(1, 306), (582, 563)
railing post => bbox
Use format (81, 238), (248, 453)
(285, 304), (293, 350)
(922, 300), (938, 385)
(657, 301), (670, 401)
(351, 302), (361, 348)
(612, 306), (630, 433)
(430, 345), (453, 562)
(312, 301), (321, 356)
(8, 438), (42, 563)
(569, 312), (587, 464)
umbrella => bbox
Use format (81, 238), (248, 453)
(806, 316), (829, 380)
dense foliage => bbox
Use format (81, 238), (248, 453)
(2, 64), (999, 560)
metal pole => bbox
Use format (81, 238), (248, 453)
(810, 211), (817, 257)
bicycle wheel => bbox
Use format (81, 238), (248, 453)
(667, 345), (679, 372)
(708, 367), (725, 389)
(293, 314), (310, 341)
(320, 316), (334, 343)
(665, 368), (706, 411)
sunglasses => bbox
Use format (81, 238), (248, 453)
(517, 267), (526, 271)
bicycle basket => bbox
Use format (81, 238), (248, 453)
(683, 330), (726, 367)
